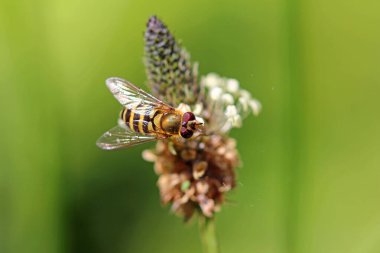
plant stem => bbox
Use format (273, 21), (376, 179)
(199, 216), (219, 253)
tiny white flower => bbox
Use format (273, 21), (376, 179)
(249, 99), (262, 116)
(192, 103), (203, 115)
(238, 97), (249, 112)
(177, 103), (191, 113)
(195, 116), (205, 125)
(142, 150), (157, 162)
(222, 93), (235, 105)
(226, 79), (239, 93)
(220, 121), (233, 133)
(240, 89), (252, 100)
(210, 87), (223, 100)
(225, 105), (238, 117)
(204, 73), (221, 88)
(232, 115), (242, 128)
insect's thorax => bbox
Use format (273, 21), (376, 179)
(159, 112), (181, 134)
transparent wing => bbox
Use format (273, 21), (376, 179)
(106, 77), (174, 110)
(96, 125), (158, 150)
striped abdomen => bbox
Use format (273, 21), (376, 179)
(120, 104), (181, 135)
(120, 104), (155, 134)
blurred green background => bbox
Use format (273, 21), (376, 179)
(1, 0), (380, 252)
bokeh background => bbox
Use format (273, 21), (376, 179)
(1, 0), (379, 252)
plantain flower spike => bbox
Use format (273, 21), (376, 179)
(144, 16), (199, 107)
(143, 16), (261, 219)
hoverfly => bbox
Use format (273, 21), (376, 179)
(96, 77), (204, 150)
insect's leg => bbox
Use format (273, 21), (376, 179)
(156, 133), (170, 140)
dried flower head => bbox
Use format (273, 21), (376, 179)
(142, 16), (261, 219)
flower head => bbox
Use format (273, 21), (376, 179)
(144, 16), (199, 107)
(142, 16), (261, 219)
(144, 133), (239, 219)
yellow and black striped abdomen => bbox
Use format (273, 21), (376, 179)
(120, 104), (157, 134)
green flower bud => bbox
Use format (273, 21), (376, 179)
(144, 16), (199, 106)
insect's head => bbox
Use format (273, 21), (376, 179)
(180, 112), (204, 139)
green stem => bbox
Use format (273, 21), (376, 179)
(198, 216), (219, 253)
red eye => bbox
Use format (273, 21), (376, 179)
(182, 112), (195, 126)
(180, 127), (193, 139)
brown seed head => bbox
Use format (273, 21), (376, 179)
(144, 134), (239, 219)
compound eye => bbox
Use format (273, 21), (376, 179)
(182, 112), (195, 126)
(180, 126), (193, 139)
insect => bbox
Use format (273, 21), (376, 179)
(97, 77), (204, 150)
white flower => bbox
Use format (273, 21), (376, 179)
(201, 72), (261, 133)
(210, 87), (223, 100)
(249, 99), (262, 116)
(238, 97), (249, 112)
(240, 90), (251, 100)
(225, 105), (238, 118)
(232, 115), (242, 128)
(226, 79), (239, 93)
(192, 103), (203, 115)
(196, 116), (205, 125)
(204, 73), (221, 88)
(222, 93), (235, 105)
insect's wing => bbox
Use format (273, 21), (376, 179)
(106, 77), (174, 110)
(96, 125), (158, 150)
